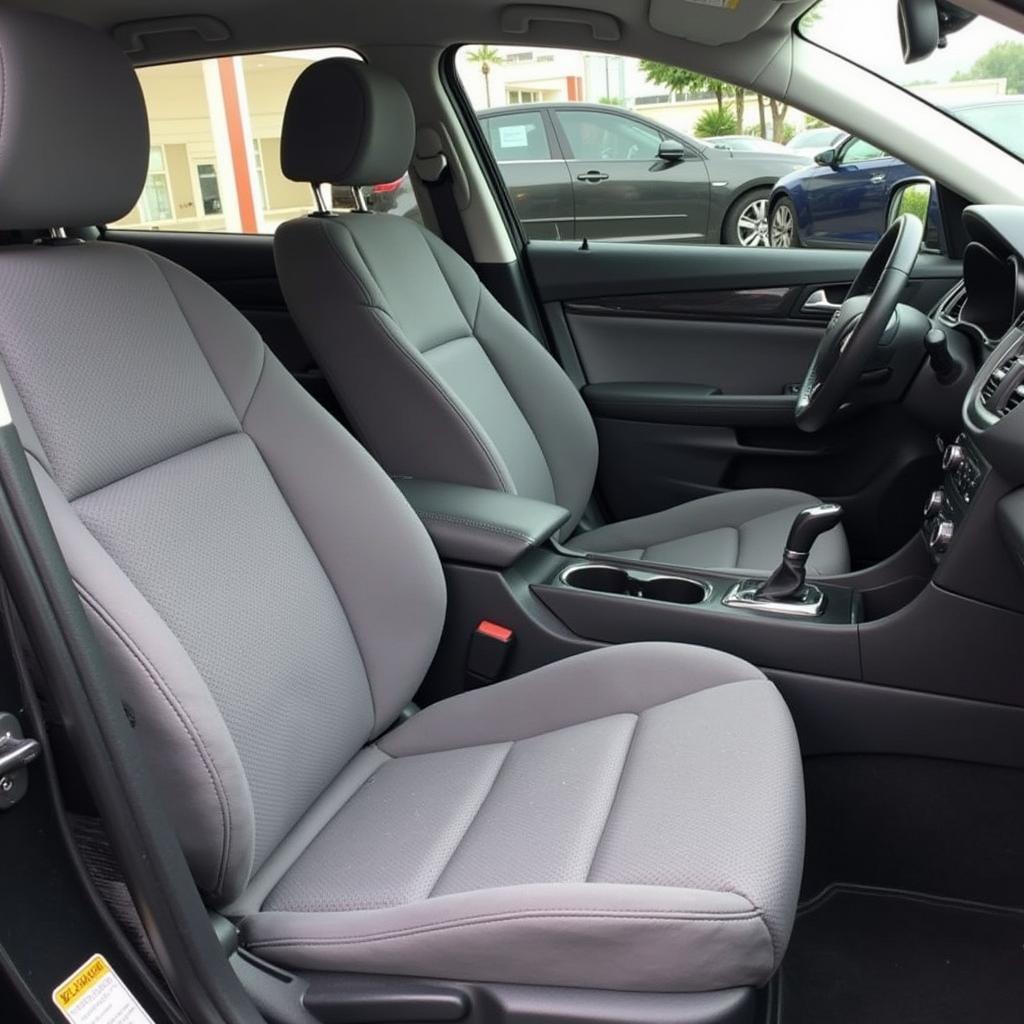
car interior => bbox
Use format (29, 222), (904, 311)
(1, 1), (1024, 1024)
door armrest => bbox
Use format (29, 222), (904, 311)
(582, 382), (798, 426)
(394, 478), (570, 569)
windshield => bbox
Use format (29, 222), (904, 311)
(802, 0), (1023, 159)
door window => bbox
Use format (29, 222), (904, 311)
(110, 49), (424, 234)
(556, 108), (662, 161)
(195, 163), (223, 215)
(454, 44), (824, 247)
(839, 138), (887, 164)
(483, 111), (552, 161)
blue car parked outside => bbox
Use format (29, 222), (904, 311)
(769, 97), (1024, 249)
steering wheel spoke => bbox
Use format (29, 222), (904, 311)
(795, 215), (924, 432)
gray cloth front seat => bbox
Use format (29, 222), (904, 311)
(274, 59), (849, 577)
(0, 8), (804, 999)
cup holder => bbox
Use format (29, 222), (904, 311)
(640, 576), (707, 605)
(560, 564), (709, 606)
(561, 565), (635, 595)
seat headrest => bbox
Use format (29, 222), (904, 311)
(0, 10), (148, 229)
(281, 59), (415, 187)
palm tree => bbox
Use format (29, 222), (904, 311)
(467, 45), (503, 108)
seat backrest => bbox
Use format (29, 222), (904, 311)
(274, 60), (599, 534)
(0, 10), (445, 906)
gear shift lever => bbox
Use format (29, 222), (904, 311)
(755, 504), (844, 602)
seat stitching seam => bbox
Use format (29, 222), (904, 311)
(380, 684), (771, 758)
(311, 218), (513, 493)
(239, 344), (269, 423)
(247, 906), (767, 949)
(144, 251), (253, 426)
(74, 581), (235, 894)
(241, 417), (378, 729)
(585, 714), (639, 882)
(415, 512), (533, 543)
(72, 431), (243, 503)
(426, 742), (514, 898)
(368, 308), (514, 493)
(316, 217), (377, 306)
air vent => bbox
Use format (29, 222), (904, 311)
(981, 355), (1016, 403)
(982, 346), (1024, 418)
(938, 283), (968, 325)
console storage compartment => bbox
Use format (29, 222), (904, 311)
(394, 479), (570, 569)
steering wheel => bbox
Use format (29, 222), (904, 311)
(795, 213), (924, 432)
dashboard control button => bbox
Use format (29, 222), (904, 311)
(942, 444), (965, 472)
(929, 518), (955, 554)
(923, 489), (945, 518)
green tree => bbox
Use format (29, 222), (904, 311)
(694, 107), (738, 138)
(639, 59), (728, 114)
(466, 45), (504, 107)
(640, 60), (795, 140)
(953, 40), (1024, 93)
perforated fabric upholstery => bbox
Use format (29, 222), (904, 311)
(73, 434), (374, 869)
(242, 643), (805, 992)
(571, 488), (850, 576)
(274, 212), (599, 536)
(0, 240), (446, 901)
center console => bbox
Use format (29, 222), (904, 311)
(922, 432), (989, 558)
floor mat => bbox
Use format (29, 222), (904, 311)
(776, 886), (1024, 1024)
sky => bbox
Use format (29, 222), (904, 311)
(805, 0), (1018, 86)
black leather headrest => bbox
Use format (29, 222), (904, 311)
(0, 9), (148, 229)
(281, 59), (415, 187)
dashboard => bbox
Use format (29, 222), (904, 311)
(922, 206), (1024, 561)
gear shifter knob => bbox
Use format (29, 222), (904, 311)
(755, 504), (843, 602)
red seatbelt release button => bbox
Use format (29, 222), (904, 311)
(467, 620), (515, 686)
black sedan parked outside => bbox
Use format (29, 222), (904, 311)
(367, 102), (811, 247)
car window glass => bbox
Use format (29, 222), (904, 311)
(556, 109), (662, 161)
(454, 44), (850, 249)
(840, 138), (887, 164)
(955, 102), (1024, 160)
(110, 50), (424, 234)
(484, 111), (551, 160)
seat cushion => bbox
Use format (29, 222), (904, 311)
(570, 488), (850, 576)
(238, 643), (805, 992)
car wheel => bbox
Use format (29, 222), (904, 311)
(724, 188), (771, 247)
(770, 196), (801, 248)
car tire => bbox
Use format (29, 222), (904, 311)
(769, 196), (801, 248)
(723, 188), (771, 247)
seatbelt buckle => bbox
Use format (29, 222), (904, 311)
(466, 620), (514, 688)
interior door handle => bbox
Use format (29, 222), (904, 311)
(577, 170), (610, 183)
(802, 289), (842, 314)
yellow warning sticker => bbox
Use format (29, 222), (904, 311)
(52, 954), (156, 1024)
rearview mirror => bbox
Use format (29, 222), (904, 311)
(658, 139), (686, 162)
(898, 0), (976, 64)
(887, 177), (941, 250)
(814, 148), (837, 167)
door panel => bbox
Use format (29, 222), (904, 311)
(568, 315), (821, 394)
(528, 240), (961, 563)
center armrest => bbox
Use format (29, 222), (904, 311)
(394, 478), (570, 569)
